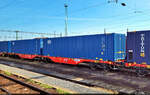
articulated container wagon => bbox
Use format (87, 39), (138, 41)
(43, 33), (126, 64)
(0, 41), (11, 54)
(10, 39), (41, 59)
(0, 33), (126, 66)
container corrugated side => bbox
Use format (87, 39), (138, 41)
(11, 39), (41, 55)
(127, 30), (150, 65)
(43, 33), (126, 61)
(0, 41), (9, 53)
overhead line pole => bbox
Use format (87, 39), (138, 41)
(64, 4), (68, 36)
(15, 31), (19, 40)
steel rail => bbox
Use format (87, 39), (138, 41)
(0, 73), (51, 95)
(0, 87), (11, 95)
(0, 57), (148, 94)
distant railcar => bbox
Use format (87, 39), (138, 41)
(126, 30), (150, 65)
(0, 41), (11, 53)
(10, 39), (41, 59)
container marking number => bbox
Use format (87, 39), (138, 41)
(47, 40), (51, 44)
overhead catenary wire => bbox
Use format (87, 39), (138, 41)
(77, 14), (150, 35)
(92, 1), (150, 31)
(0, 0), (149, 36)
(0, 30), (62, 41)
(66, 0), (127, 17)
(55, 2), (107, 16)
(61, 0), (150, 35)
(106, 12), (150, 29)
(64, 1), (149, 23)
(103, 16), (150, 33)
(84, 8), (150, 31)
(0, 30), (60, 36)
(53, 0), (150, 30)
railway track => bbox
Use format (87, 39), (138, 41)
(0, 87), (11, 95)
(0, 70), (52, 95)
(0, 57), (150, 94)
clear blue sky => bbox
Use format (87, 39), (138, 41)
(0, 0), (150, 40)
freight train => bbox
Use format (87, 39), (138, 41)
(0, 30), (149, 76)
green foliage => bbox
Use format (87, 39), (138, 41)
(4, 71), (12, 76)
(57, 89), (70, 94)
(25, 78), (70, 94)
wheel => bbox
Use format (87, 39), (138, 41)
(109, 65), (118, 71)
(34, 57), (40, 61)
(136, 67), (148, 77)
(42, 58), (50, 63)
(96, 63), (109, 72)
(89, 63), (97, 70)
(134, 88), (145, 95)
(103, 64), (109, 72)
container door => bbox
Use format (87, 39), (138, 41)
(126, 32), (135, 62)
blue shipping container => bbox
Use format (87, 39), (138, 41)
(11, 39), (41, 55)
(43, 33), (126, 61)
(0, 41), (11, 53)
(127, 30), (150, 65)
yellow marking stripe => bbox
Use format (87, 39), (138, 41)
(141, 62), (146, 65)
(115, 51), (125, 54)
(147, 65), (150, 69)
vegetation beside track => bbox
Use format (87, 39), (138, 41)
(25, 78), (70, 94)
(0, 70), (70, 94)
